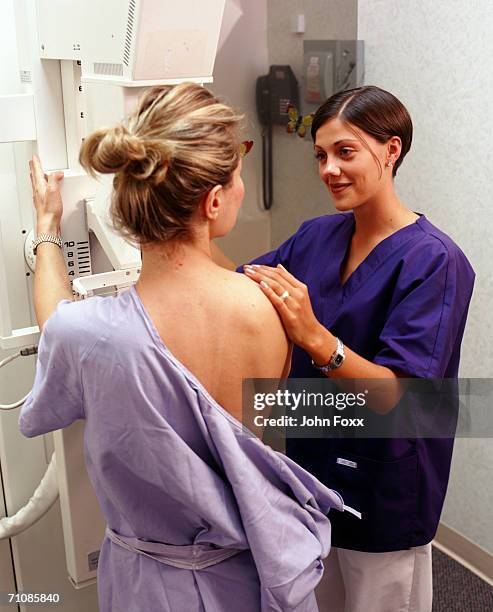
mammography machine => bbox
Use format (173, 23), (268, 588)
(0, 1), (232, 608)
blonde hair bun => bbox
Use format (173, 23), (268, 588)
(81, 125), (173, 185)
(80, 82), (243, 244)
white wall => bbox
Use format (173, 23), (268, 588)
(358, 0), (493, 554)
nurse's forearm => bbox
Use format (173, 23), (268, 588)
(308, 328), (396, 378)
(307, 327), (406, 413)
(34, 219), (73, 330)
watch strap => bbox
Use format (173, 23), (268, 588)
(311, 337), (346, 373)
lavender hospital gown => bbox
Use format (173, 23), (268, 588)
(19, 287), (349, 612)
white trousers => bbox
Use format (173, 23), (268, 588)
(316, 544), (433, 612)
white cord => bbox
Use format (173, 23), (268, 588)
(0, 453), (59, 539)
(0, 348), (59, 537)
(0, 391), (32, 411)
(0, 352), (21, 368)
(0, 347), (37, 410)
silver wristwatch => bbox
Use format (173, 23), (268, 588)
(311, 337), (346, 373)
(32, 234), (63, 255)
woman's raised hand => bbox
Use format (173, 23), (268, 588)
(29, 155), (64, 233)
(243, 263), (325, 351)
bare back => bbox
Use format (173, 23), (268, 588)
(136, 266), (290, 422)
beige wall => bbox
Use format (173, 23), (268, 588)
(211, 0), (359, 258)
(267, 0), (358, 246)
(211, 0), (271, 265)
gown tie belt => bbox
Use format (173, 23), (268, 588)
(105, 527), (244, 570)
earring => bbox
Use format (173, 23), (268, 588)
(386, 159), (393, 168)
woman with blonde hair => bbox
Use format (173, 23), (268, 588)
(20, 83), (345, 611)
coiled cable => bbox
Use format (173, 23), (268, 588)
(0, 452), (59, 539)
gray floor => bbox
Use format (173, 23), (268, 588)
(432, 547), (493, 611)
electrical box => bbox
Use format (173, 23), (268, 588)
(302, 40), (364, 112)
(37, 0), (226, 86)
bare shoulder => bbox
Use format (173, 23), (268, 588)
(213, 269), (288, 347)
(222, 271), (284, 327)
(220, 271), (289, 376)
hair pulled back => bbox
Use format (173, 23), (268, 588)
(80, 83), (243, 244)
(311, 85), (413, 177)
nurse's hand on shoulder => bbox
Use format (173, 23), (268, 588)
(29, 155), (64, 233)
(243, 264), (324, 351)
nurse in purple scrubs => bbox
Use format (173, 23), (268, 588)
(241, 86), (475, 612)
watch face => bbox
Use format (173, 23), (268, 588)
(334, 355), (344, 367)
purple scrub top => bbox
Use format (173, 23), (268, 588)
(247, 213), (475, 552)
(19, 288), (346, 611)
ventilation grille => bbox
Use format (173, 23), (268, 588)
(94, 63), (124, 77)
(20, 70), (32, 84)
(123, 0), (136, 66)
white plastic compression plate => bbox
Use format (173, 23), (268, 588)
(72, 268), (141, 298)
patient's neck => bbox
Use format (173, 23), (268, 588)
(138, 233), (217, 285)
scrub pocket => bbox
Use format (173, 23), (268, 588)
(325, 451), (418, 552)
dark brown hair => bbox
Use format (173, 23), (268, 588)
(311, 85), (413, 177)
(80, 83), (243, 245)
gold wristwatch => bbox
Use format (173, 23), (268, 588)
(32, 234), (63, 255)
